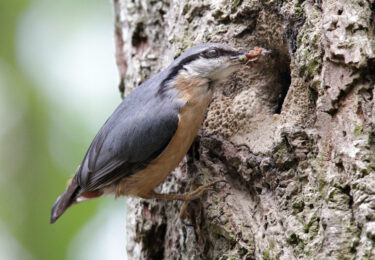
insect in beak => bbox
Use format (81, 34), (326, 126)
(236, 47), (272, 64)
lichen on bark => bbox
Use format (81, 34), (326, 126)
(113, 0), (375, 259)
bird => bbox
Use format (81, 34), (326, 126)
(50, 43), (270, 224)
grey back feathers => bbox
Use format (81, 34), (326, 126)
(77, 69), (184, 192)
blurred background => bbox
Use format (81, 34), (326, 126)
(0, 0), (128, 259)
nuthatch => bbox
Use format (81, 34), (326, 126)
(50, 43), (271, 223)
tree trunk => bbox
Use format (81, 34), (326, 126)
(113, 0), (375, 259)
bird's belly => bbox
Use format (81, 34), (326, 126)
(116, 89), (213, 197)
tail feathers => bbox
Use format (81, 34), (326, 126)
(50, 176), (80, 224)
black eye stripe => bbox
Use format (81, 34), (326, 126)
(202, 49), (238, 59)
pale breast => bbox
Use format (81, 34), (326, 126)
(116, 76), (213, 197)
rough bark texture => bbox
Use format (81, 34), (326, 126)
(113, 0), (375, 259)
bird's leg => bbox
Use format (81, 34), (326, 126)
(147, 181), (218, 200)
(144, 180), (227, 219)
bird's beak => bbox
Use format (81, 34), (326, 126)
(232, 47), (272, 64)
(231, 50), (248, 63)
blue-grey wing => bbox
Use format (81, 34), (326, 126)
(76, 78), (182, 192)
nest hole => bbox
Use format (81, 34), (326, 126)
(274, 64), (291, 114)
(272, 46), (292, 114)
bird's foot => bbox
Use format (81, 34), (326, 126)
(146, 180), (226, 201)
(144, 180), (227, 219)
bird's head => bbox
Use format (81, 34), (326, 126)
(167, 43), (249, 84)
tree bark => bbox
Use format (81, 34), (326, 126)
(113, 0), (375, 259)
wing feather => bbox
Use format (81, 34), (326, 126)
(76, 78), (182, 193)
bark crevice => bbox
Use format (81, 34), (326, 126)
(116, 0), (375, 259)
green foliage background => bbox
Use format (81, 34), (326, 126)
(0, 0), (122, 259)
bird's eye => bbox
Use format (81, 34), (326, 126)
(206, 49), (219, 58)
